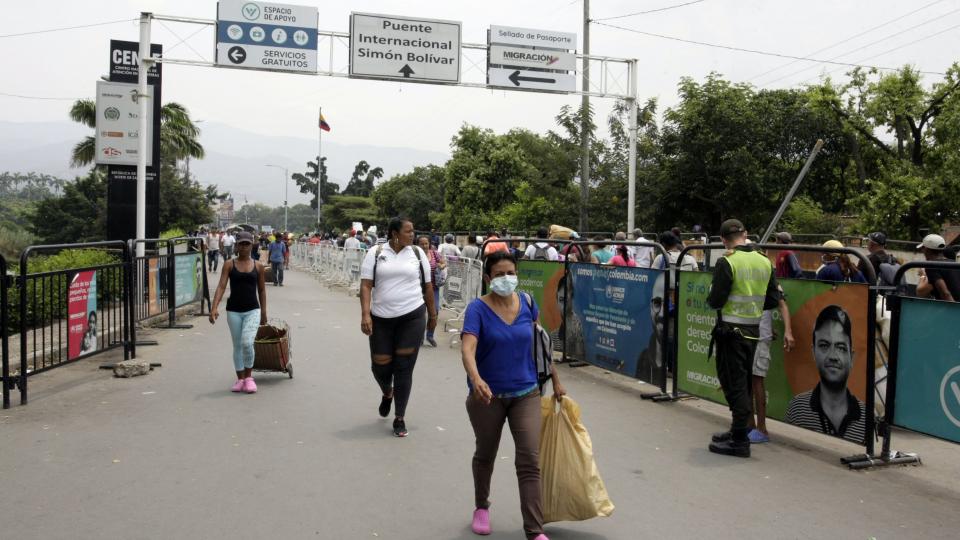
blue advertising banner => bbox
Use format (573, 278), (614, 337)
(567, 263), (665, 385)
(893, 297), (960, 444)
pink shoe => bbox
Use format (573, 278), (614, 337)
(471, 508), (491, 535)
(231, 379), (245, 392)
(533, 535), (549, 540)
(243, 377), (257, 394)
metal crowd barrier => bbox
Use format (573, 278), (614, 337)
(14, 241), (132, 406)
(292, 242), (367, 296)
(439, 255), (483, 345)
(676, 242), (881, 465)
(871, 260), (960, 469)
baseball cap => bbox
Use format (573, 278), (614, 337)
(918, 234), (946, 251)
(822, 239), (844, 249)
(235, 231), (254, 244)
(866, 232), (887, 245)
(775, 231), (793, 243)
(719, 219), (745, 237)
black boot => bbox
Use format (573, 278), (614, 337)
(709, 439), (750, 458)
(711, 431), (733, 443)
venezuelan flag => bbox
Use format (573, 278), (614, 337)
(319, 112), (331, 132)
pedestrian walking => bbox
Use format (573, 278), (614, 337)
(816, 240), (866, 283)
(206, 229), (221, 272)
(359, 217), (437, 437)
(418, 235), (445, 347)
(460, 250), (565, 540)
(222, 230), (236, 260)
(707, 219), (780, 458)
(208, 231), (268, 394)
(462, 234), (481, 260)
(283, 232), (293, 269)
(268, 235), (286, 286)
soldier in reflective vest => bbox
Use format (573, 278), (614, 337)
(706, 219), (781, 458)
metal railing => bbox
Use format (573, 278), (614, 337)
(15, 241), (132, 406)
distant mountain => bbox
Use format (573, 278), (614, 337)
(0, 120), (449, 206)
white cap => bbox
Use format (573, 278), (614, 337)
(918, 234), (946, 250)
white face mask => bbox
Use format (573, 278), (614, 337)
(489, 275), (519, 297)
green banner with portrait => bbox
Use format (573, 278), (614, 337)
(517, 260), (566, 334)
(677, 271), (871, 444)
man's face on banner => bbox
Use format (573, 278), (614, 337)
(814, 320), (853, 390)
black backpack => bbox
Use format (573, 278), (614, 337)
(531, 244), (550, 260)
(877, 255), (901, 287)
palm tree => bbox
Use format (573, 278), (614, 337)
(68, 99), (204, 168)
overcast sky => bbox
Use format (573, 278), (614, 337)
(2, 0), (958, 156)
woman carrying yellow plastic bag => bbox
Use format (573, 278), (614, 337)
(540, 396), (615, 523)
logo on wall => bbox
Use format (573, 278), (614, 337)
(940, 365), (960, 429)
(102, 147), (121, 157)
(104, 107), (120, 120)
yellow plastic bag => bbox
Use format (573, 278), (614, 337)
(539, 396), (615, 523)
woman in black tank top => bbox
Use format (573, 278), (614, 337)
(210, 232), (268, 393)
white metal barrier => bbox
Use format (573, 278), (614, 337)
(291, 242), (367, 295)
(441, 256), (483, 346)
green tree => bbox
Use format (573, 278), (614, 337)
(323, 195), (380, 231)
(30, 169), (107, 244)
(373, 165), (445, 228)
(343, 160), (383, 197)
(292, 156), (340, 212)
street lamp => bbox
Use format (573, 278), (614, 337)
(265, 164), (289, 231)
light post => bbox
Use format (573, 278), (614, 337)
(265, 164), (289, 231)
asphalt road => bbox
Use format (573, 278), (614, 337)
(2, 265), (959, 539)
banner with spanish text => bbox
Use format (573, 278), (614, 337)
(567, 263), (665, 386)
(677, 271), (871, 444)
(68, 270), (98, 360)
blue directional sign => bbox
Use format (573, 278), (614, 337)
(216, 0), (318, 74)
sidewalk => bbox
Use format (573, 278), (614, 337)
(2, 265), (959, 539)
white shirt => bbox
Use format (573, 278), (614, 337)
(361, 244), (431, 318)
(523, 242), (559, 261)
(438, 242), (461, 259)
(461, 245), (480, 259)
(629, 245), (655, 268)
(206, 234), (220, 250)
(344, 236), (361, 250)
(652, 251), (699, 285)
(222, 234), (236, 247)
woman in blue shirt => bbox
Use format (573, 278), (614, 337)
(460, 250), (565, 540)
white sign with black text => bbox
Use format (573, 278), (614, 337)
(95, 81), (153, 166)
(216, 0), (318, 74)
(349, 12), (461, 83)
(488, 25), (577, 50)
(489, 44), (576, 72)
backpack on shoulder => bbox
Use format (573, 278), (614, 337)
(522, 292), (553, 391)
(532, 244), (550, 261)
(877, 255), (901, 287)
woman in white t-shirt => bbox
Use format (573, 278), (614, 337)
(359, 217), (437, 438)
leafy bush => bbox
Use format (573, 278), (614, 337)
(160, 228), (186, 240)
(5, 248), (122, 333)
(0, 225), (35, 261)
(780, 195), (842, 236)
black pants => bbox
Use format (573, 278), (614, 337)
(369, 304), (426, 417)
(271, 261), (284, 285)
(714, 326), (758, 441)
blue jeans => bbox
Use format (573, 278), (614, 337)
(227, 309), (260, 372)
(271, 261), (284, 285)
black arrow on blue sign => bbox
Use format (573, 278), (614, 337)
(399, 64), (415, 78)
(508, 70), (555, 86)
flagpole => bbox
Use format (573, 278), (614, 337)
(317, 107), (323, 232)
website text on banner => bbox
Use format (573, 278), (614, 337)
(677, 272), (873, 445)
(893, 297), (960, 445)
(566, 263), (666, 387)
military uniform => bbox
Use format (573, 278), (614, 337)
(706, 220), (780, 457)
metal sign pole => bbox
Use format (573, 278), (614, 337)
(135, 13), (153, 259)
(759, 139), (824, 244)
(626, 59), (638, 233)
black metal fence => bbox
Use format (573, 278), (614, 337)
(1, 238), (209, 408)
